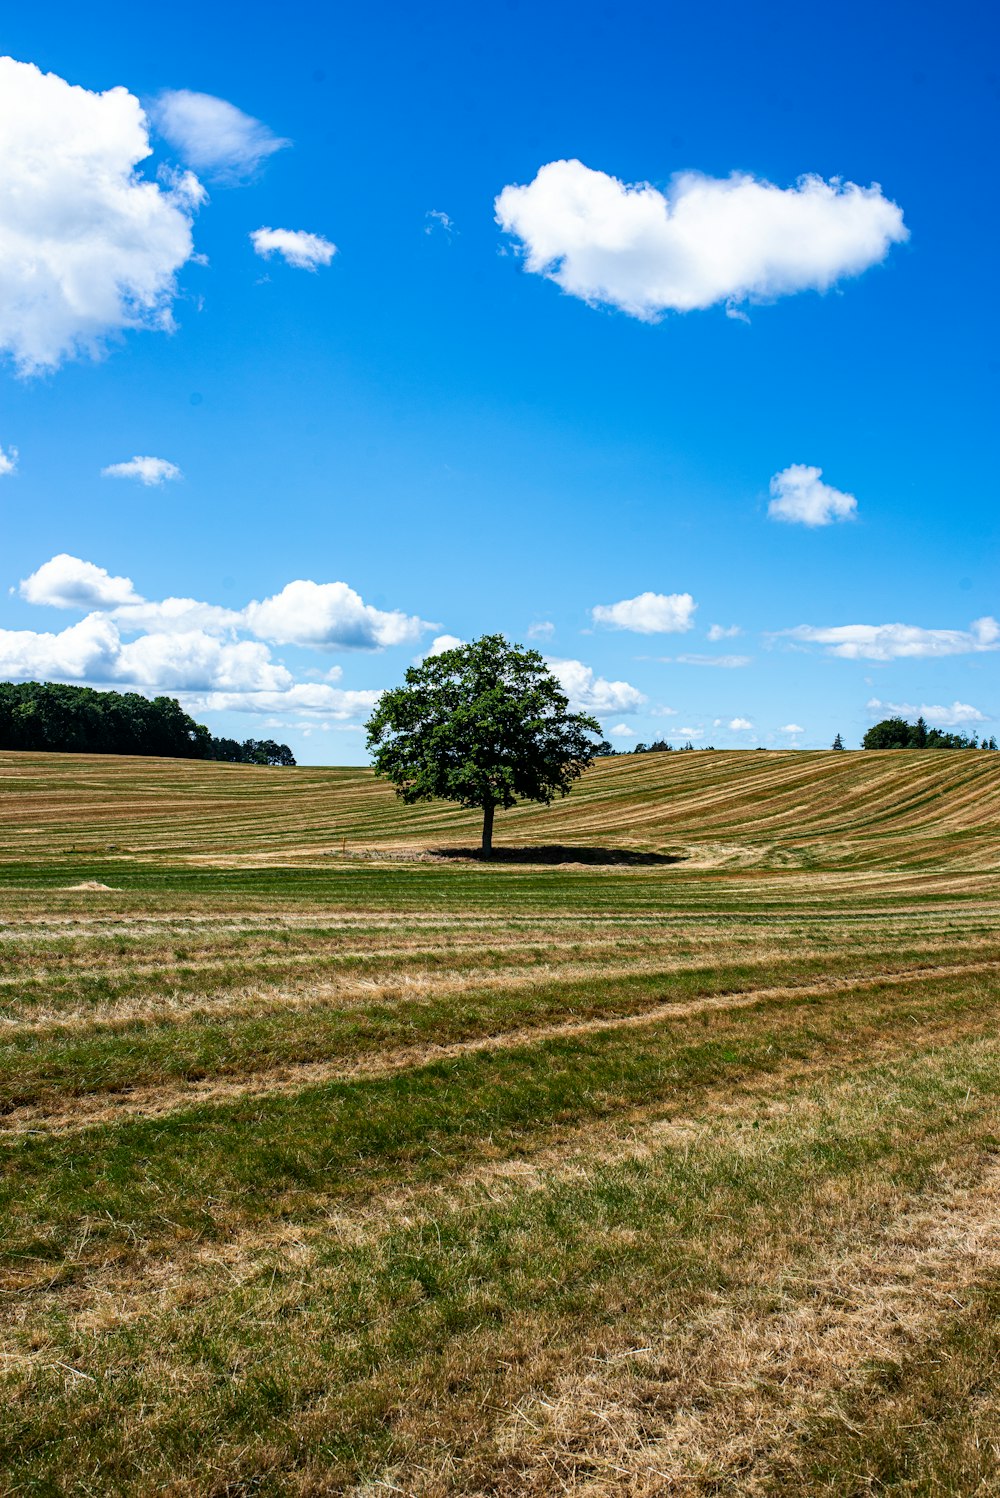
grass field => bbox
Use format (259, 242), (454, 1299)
(2, 747), (999, 1495)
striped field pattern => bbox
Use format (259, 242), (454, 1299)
(2, 748), (999, 1494)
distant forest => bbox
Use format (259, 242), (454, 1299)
(0, 682), (295, 765)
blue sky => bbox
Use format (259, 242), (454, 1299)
(1, 0), (997, 761)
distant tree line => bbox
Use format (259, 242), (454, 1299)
(597, 720), (999, 754)
(0, 681), (295, 765)
(594, 738), (715, 756)
(861, 716), (997, 751)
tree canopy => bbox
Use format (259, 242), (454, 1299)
(0, 681), (295, 764)
(364, 634), (601, 852)
(862, 715), (997, 751)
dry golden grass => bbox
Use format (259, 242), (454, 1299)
(2, 743), (999, 869)
(1, 748), (999, 1494)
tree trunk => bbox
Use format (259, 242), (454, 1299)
(481, 802), (495, 856)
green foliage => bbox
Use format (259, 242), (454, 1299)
(862, 714), (997, 751)
(365, 634), (601, 850)
(832, 732), (845, 750)
(0, 681), (295, 764)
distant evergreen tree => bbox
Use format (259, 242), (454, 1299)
(831, 732), (845, 750)
(0, 682), (295, 764)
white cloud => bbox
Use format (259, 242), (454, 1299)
(102, 455), (182, 486)
(425, 210), (455, 237)
(419, 633), (464, 660)
(707, 623), (741, 640)
(785, 617), (999, 661)
(866, 697), (987, 728)
(0, 57), (203, 374)
(19, 554), (432, 655)
(151, 89), (288, 182)
(19, 554), (141, 609)
(592, 590), (696, 634)
(677, 726), (704, 739)
(672, 653), (752, 668)
(781, 723), (805, 734)
(250, 227), (336, 271)
(0, 613), (290, 694)
(190, 685), (380, 719)
(768, 464), (857, 526)
(0, 613), (122, 682)
(609, 723), (635, 737)
(495, 159), (907, 319)
(244, 579), (433, 651)
(547, 657), (646, 714)
(111, 597), (243, 635)
(526, 620), (555, 640)
(729, 717), (754, 730)
(0, 446), (17, 476)
(115, 631), (290, 692)
(6, 554), (441, 721)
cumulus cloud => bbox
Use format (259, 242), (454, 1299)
(111, 597), (243, 634)
(7, 553), (441, 721)
(244, 579), (433, 651)
(422, 634), (464, 658)
(0, 607), (386, 718)
(592, 590), (696, 634)
(547, 657), (646, 714)
(189, 685), (380, 719)
(729, 717), (754, 730)
(610, 723), (635, 737)
(0, 613), (122, 682)
(20, 554), (432, 655)
(527, 620), (555, 640)
(768, 464), (857, 526)
(707, 623), (741, 640)
(102, 455), (182, 486)
(784, 617), (999, 661)
(250, 227), (336, 270)
(781, 723), (805, 734)
(0, 57), (204, 373)
(866, 697), (987, 728)
(0, 446), (17, 477)
(19, 554), (142, 609)
(151, 89), (288, 181)
(0, 612), (291, 694)
(677, 727), (704, 739)
(495, 159), (907, 319)
(115, 632), (289, 692)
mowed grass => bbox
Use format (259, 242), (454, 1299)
(2, 749), (1000, 1494)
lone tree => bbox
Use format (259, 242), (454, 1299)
(365, 634), (602, 854)
(831, 732), (845, 750)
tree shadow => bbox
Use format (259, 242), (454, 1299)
(430, 845), (685, 866)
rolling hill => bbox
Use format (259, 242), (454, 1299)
(1, 746), (998, 872)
